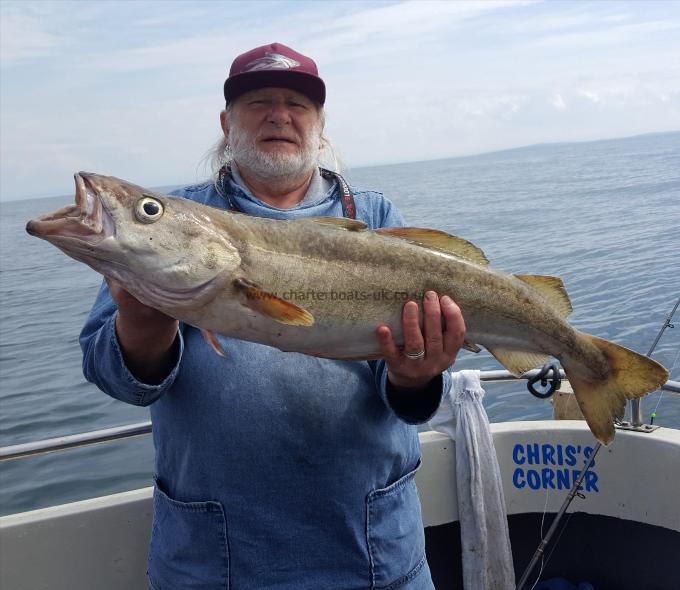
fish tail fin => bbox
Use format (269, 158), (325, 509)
(562, 333), (668, 445)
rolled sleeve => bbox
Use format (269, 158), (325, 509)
(80, 281), (183, 406)
(368, 360), (449, 424)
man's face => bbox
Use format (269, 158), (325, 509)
(223, 87), (324, 179)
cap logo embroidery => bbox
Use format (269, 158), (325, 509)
(243, 52), (300, 72)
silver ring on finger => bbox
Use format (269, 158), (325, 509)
(404, 349), (425, 360)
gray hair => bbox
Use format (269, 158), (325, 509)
(202, 104), (343, 182)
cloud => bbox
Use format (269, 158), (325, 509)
(326, 0), (536, 39)
(577, 89), (601, 104)
(65, 0), (537, 74)
(551, 93), (568, 111)
(78, 34), (234, 72)
(0, 4), (66, 66)
(533, 19), (680, 49)
(2, 0), (680, 200)
(305, 0), (538, 66)
(0, 90), (222, 199)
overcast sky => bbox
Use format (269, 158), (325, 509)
(1, 0), (679, 201)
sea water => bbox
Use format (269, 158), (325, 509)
(1, 131), (678, 515)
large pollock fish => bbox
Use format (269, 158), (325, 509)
(26, 173), (668, 444)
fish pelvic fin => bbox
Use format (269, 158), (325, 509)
(563, 333), (669, 445)
(201, 329), (226, 357)
(486, 346), (550, 376)
(463, 340), (483, 353)
(514, 274), (573, 318)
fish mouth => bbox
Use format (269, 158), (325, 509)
(26, 172), (114, 243)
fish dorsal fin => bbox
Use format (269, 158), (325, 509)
(514, 274), (573, 318)
(305, 217), (367, 231)
(486, 346), (551, 377)
(234, 278), (315, 327)
(374, 227), (489, 265)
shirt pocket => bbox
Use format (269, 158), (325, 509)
(148, 481), (229, 590)
(366, 461), (426, 589)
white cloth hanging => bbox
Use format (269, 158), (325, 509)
(428, 370), (516, 590)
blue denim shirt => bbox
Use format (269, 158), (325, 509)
(80, 173), (450, 590)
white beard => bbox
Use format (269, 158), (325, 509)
(228, 118), (322, 180)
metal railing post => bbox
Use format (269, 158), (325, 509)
(631, 297), (679, 427)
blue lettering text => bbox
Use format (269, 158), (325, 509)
(542, 468), (556, 489)
(584, 470), (599, 492)
(513, 468), (525, 488)
(513, 444), (525, 465)
(527, 470), (541, 490)
(556, 468), (571, 489)
(542, 444), (555, 465)
(526, 443), (540, 465)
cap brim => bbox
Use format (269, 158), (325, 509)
(224, 70), (326, 105)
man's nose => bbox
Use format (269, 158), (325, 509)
(266, 103), (292, 125)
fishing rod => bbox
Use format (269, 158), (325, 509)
(515, 296), (679, 590)
(515, 442), (600, 590)
(632, 296), (679, 426)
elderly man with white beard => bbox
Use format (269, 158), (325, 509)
(80, 43), (465, 590)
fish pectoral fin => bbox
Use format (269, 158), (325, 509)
(201, 329), (226, 357)
(463, 340), (483, 353)
(374, 227), (489, 265)
(514, 274), (573, 317)
(234, 278), (315, 327)
(304, 217), (368, 231)
(486, 346), (551, 376)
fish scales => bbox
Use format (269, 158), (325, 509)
(25, 172), (669, 444)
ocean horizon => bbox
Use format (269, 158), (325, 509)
(2, 130), (678, 204)
(1, 130), (679, 515)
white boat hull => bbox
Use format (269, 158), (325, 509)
(2, 421), (679, 589)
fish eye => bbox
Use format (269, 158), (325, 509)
(136, 196), (164, 223)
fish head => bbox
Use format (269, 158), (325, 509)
(26, 172), (241, 310)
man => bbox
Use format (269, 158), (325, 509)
(81, 43), (465, 590)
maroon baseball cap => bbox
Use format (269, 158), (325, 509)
(224, 42), (326, 105)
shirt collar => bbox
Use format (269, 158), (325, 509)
(229, 163), (336, 210)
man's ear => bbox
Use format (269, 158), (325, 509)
(220, 110), (230, 138)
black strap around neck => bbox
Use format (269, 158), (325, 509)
(217, 164), (356, 219)
(320, 167), (356, 219)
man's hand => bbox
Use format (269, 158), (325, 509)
(107, 278), (179, 384)
(377, 291), (465, 392)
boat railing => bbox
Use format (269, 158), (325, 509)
(1, 369), (678, 462)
